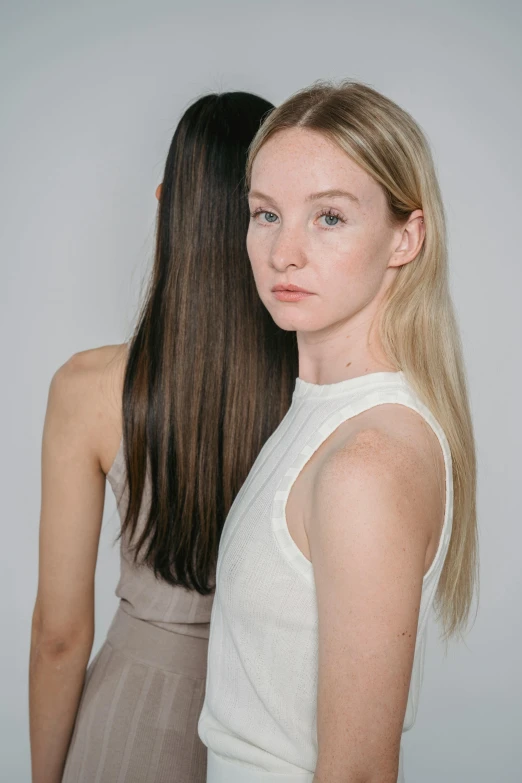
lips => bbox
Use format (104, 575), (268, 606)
(271, 284), (313, 294)
(271, 283), (314, 302)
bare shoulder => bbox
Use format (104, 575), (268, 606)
(50, 343), (127, 419)
(311, 404), (445, 566)
(318, 403), (444, 488)
(54, 343), (127, 382)
(46, 344), (128, 472)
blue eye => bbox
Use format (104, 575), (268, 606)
(250, 209), (279, 225)
(317, 209), (345, 228)
(263, 212), (278, 223)
(324, 214), (339, 226)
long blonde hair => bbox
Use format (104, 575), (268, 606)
(247, 81), (477, 639)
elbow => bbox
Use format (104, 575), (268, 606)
(32, 634), (93, 662)
(31, 606), (94, 662)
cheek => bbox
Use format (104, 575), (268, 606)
(246, 227), (268, 289)
(246, 225), (255, 258)
(317, 231), (375, 280)
(314, 229), (390, 303)
(247, 227), (270, 273)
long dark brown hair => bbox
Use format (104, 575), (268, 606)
(122, 92), (298, 594)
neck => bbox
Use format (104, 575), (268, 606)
(296, 302), (396, 386)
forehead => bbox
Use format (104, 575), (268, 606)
(250, 128), (378, 201)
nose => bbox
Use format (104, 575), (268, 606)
(269, 224), (307, 272)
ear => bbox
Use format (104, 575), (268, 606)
(388, 209), (425, 269)
(155, 183), (163, 202)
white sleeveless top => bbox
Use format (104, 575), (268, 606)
(198, 371), (453, 783)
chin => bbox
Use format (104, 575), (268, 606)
(266, 306), (317, 333)
(273, 319), (299, 332)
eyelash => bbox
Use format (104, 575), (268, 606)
(250, 208), (275, 223)
(249, 207), (347, 228)
(317, 208), (346, 228)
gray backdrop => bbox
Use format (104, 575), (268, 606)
(2, 0), (521, 780)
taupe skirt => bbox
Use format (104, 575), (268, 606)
(62, 607), (208, 783)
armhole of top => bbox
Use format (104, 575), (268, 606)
(271, 387), (454, 586)
(106, 438), (125, 500)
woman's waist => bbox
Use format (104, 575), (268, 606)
(115, 563), (214, 631)
(118, 599), (211, 639)
(107, 605), (209, 678)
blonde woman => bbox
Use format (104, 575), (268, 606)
(198, 82), (477, 783)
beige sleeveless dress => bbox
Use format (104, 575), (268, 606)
(62, 441), (214, 783)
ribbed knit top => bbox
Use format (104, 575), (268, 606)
(198, 371), (453, 780)
(107, 442), (214, 638)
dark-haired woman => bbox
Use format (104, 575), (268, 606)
(29, 92), (297, 783)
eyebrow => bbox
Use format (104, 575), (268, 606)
(248, 189), (360, 206)
(306, 189), (360, 205)
(248, 190), (278, 206)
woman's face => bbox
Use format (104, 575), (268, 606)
(247, 128), (412, 336)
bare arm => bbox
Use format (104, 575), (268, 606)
(29, 353), (118, 783)
(309, 427), (441, 783)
